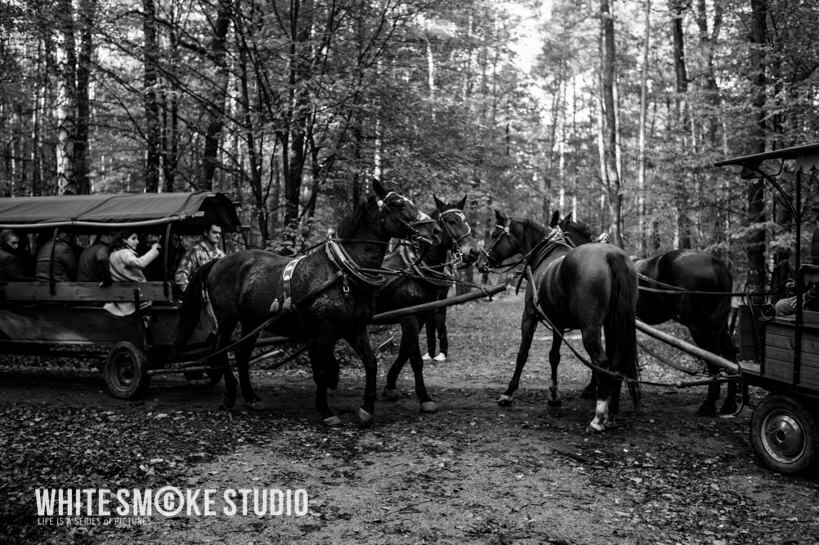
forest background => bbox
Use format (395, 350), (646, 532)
(1, 0), (818, 296)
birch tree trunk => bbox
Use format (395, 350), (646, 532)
(55, 0), (76, 195)
(75, 0), (96, 194)
(600, 0), (623, 246)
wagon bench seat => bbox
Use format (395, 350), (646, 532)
(0, 281), (174, 303)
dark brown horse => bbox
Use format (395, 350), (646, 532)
(171, 181), (440, 426)
(556, 212), (738, 416)
(477, 210), (639, 432)
(377, 195), (479, 412)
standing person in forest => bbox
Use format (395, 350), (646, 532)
(174, 222), (226, 296)
(423, 284), (450, 363)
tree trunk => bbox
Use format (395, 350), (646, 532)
(199, 0), (232, 190)
(599, 0), (622, 247)
(142, 0), (161, 192)
(747, 0), (768, 295)
(637, 0), (651, 255)
(75, 0), (96, 194)
(669, 0), (691, 249)
(55, 0), (77, 195)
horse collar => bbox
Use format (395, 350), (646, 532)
(398, 244), (453, 288)
(325, 238), (387, 292)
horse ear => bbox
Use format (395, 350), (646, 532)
(433, 194), (446, 212)
(565, 211), (573, 223)
(549, 210), (560, 227)
(456, 195), (467, 210)
(494, 209), (506, 223)
(372, 178), (387, 199)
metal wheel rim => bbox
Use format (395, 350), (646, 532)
(113, 352), (136, 389)
(761, 410), (807, 465)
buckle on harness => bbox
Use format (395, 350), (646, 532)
(342, 274), (350, 294)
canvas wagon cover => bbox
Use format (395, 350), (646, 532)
(0, 192), (240, 231)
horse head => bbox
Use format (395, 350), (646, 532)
(433, 194), (479, 265)
(550, 210), (595, 247)
(373, 179), (440, 245)
(477, 209), (525, 272)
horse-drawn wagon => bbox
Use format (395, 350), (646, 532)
(0, 191), (241, 400)
(714, 143), (819, 475)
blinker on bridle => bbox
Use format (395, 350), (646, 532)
(438, 208), (473, 262)
(377, 191), (430, 242)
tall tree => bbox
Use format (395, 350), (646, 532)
(599, 0), (622, 246)
(747, 0), (767, 293)
(142, 0), (161, 192)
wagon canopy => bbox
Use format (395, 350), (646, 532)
(715, 142), (819, 176)
(0, 192), (241, 234)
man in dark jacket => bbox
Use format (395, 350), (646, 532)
(0, 229), (26, 282)
(78, 231), (117, 284)
(35, 231), (78, 282)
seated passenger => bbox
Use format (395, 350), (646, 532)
(35, 231), (79, 282)
(0, 229), (26, 282)
(104, 230), (161, 316)
(78, 231), (118, 285)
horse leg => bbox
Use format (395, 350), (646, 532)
(718, 328), (739, 415)
(344, 327), (379, 427)
(497, 310), (538, 406)
(403, 315), (436, 413)
(217, 319), (238, 410)
(236, 324), (263, 410)
(547, 333), (564, 406)
(580, 373), (597, 399)
(307, 339), (340, 426)
(581, 326), (612, 433)
(689, 327), (721, 417)
(384, 322), (411, 401)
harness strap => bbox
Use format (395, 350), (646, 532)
(269, 255), (306, 313)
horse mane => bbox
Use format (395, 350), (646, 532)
(520, 218), (552, 249)
(337, 197), (377, 239)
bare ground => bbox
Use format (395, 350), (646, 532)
(2, 291), (819, 544)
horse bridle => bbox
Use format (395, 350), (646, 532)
(438, 208), (473, 264)
(482, 217), (523, 266)
(378, 191), (433, 242)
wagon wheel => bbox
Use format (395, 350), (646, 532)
(183, 368), (224, 387)
(750, 394), (819, 475)
(104, 341), (150, 399)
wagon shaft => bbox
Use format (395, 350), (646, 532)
(635, 319), (740, 375)
(370, 285), (506, 324)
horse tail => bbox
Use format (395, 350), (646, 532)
(169, 260), (218, 362)
(604, 252), (639, 384)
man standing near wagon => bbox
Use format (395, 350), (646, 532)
(173, 222), (226, 296)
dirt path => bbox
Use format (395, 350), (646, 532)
(2, 292), (819, 544)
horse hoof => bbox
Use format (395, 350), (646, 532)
(696, 404), (717, 417)
(420, 401), (438, 413)
(383, 388), (400, 401)
(358, 408), (374, 427)
(547, 398), (562, 407)
(322, 415), (342, 427)
(246, 399), (266, 411)
(586, 422), (606, 434)
(497, 394), (514, 406)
